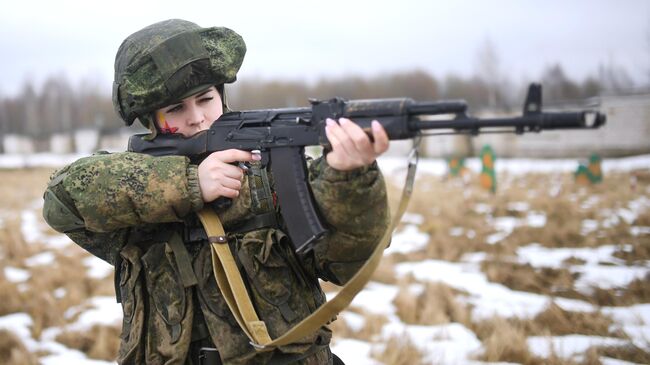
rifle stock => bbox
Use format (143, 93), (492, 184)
(129, 83), (606, 254)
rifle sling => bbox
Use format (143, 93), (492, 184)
(196, 157), (417, 350)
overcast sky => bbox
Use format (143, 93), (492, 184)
(1, 0), (648, 96)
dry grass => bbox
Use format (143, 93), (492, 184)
(588, 272), (650, 306)
(635, 210), (650, 226)
(390, 170), (649, 262)
(1, 218), (114, 338)
(372, 335), (425, 365)
(481, 260), (577, 296)
(591, 343), (650, 364)
(0, 222), (38, 263)
(370, 255), (398, 285)
(55, 324), (121, 361)
(393, 281), (470, 326)
(562, 256), (587, 266)
(354, 312), (390, 341)
(328, 315), (355, 339)
(0, 168), (55, 210)
(526, 302), (622, 338)
(473, 317), (585, 365)
(387, 174), (494, 262)
(613, 241), (650, 264)
(0, 168), (118, 360)
(0, 329), (39, 365)
(0, 274), (26, 316)
(580, 347), (603, 365)
(384, 168), (650, 363)
(339, 306), (390, 341)
(1, 166), (649, 363)
(481, 255), (650, 307)
(474, 316), (538, 364)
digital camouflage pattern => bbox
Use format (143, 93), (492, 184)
(112, 19), (246, 127)
(45, 152), (203, 233)
(42, 152), (389, 364)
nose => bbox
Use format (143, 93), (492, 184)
(186, 104), (205, 127)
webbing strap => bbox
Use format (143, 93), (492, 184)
(169, 232), (199, 288)
(197, 210), (274, 349)
(197, 156), (418, 349)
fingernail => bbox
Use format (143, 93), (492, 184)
(339, 118), (349, 125)
(326, 118), (336, 127)
(252, 153), (261, 161)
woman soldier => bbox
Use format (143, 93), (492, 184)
(43, 19), (390, 364)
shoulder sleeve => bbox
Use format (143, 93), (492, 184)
(307, 157), (390, 285)
(42, 152), (203, 233)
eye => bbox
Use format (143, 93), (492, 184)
(199, 96), (214, 103)
(165, 104), (183, 113)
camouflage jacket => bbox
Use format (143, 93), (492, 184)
(42, 151), (389, 365)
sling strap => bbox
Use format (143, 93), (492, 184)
(196, 150), (418, 350)
(197, 210), (274, 348)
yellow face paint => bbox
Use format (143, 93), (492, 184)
(157, 111), (178, 134)
(157, 111), (166, 126)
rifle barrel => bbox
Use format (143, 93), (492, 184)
(411, 111), (605, 133)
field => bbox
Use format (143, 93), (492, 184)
(0, 154), (648, 365)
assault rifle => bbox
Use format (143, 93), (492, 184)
(129, 83), (606, 254)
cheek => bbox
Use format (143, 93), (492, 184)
(210, 103), (224, 120)
(205, 102), (224, 125)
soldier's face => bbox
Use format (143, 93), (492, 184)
(155, 86), (223, 137)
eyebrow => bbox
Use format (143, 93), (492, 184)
(195, 89), (213, 98)
(164, 103), (181, 111)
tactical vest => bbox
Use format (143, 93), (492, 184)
(113, 160), (279, 303)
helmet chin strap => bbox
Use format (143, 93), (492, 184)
(140, 114), (158, 141)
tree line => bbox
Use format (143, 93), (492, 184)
(0, 62), (637, 142)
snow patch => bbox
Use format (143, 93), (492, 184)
(83, 256), (114, 280)
(385, 224), (429, 254)
(4, 266), (30, 283)
(527, 335), (628, 359)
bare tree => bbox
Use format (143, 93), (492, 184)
(40, 75), (74, 135)
(598, 61), (635, 94)
(0, 100), (6, 153)
(22, 82), (39, 137)
(474, 38), (512, 110)
(541, 64), (582, 102)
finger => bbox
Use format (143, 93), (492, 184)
(371, 120), (389, 154)
(218, 186), (240, 199)
(220, 165), (245, 180)
(211, 149), (259, 163)
(329, 118), (366, 163)
(220, 176), (243, 191)
(325, 118), (354, 157)
(339, 118), (373, 154)
(340, 118), (376, 166)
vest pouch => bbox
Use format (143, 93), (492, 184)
(236, 230), (303, 336)
(193, 244), (256, 361)
(141, 242), (192, 362)
(116, 244), (146, 364)
(193, 244), (239, 327)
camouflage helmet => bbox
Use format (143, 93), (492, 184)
(112, 19), (246, 128)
